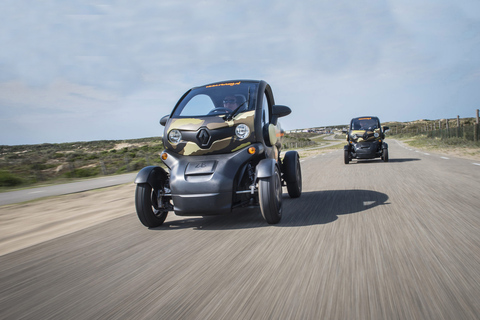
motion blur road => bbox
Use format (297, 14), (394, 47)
(1, 140), (480, 319)
(0, 172), (138, 206)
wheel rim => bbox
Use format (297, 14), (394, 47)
(296, 160), (302, 189)
(150, 188), (164, 217)
(275, 168), (282, 209)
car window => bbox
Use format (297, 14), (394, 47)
(173, 82), (257, 117)
(179, 94), (215, 116)
(352, 118), (378, 130)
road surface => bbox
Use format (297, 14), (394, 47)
(0, 172), (138, 206)
(1, 140), (479, 319)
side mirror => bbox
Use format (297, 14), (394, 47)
(383, 126), (390, 132)
(160, 115), (170, 126)
(271, 105), (291, 125)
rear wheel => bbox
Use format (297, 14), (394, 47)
(135, 183), (169, 228)
(382, 148), (389, 162)
(259, 165), (282, 224)
(283, 151), (302, 198)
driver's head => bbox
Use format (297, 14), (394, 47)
(223, 95), (238, 111)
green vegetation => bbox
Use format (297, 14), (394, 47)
(383, 117), (480, 160)
(0, 137), (165, 191)
(385, 118), (480, 148)
(283, 132), (319, 149)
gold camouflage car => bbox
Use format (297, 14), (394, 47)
(134, 80), (302, 227)
(344, 116), (389, 164)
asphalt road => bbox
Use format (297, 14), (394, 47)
(1, 140), (480, 319)
(0, 172), (138, 206)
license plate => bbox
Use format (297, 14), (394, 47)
(185, 161), (216, 175)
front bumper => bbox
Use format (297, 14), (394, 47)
(350, 141), (382, 159)
(161, 143), (263, 216)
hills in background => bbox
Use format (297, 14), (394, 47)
(1, 116), (479, 189)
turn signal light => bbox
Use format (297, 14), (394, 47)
(161, 153), (168, 161)
(248, 147), (256, 154)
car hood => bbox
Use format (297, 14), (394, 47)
(349, 128), (382, 142)
(163, 111), (256, 156)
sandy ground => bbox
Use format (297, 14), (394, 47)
(0, 184), (136, 256)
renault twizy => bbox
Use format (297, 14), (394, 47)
(134, 80), (302, 227)
(344, 116), (389, 164)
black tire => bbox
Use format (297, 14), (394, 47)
(344, 149), (350, 164)
(259, 165), (282, 224)
(382, 148), (389, 162)
(283, 151), (302, 198)
(135, 183), (169, 228)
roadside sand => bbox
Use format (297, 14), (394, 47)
(0, 183), (137, 256)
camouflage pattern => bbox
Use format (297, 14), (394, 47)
(164, 110), (256, 156)
(347, 128), (382, 143)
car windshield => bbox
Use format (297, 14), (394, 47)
(173, 81), (257, 117)
(351, 118), (379, 130)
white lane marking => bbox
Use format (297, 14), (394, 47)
(29, 191), (45, 194)
(424, 153), (430, 155)
(473, 163), (480, 166)
(440, 157), (449, 160)
(300, 160), (305, 163)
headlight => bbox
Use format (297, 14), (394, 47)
(168, 129), (182, 143)
(374, 132), (379, 138)
(235, 124), (250, 139)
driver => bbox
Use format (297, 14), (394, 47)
(223, 95), (239, 112)
(359, 120), (368, 130)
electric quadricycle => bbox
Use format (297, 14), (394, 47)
(134, 80), (302, 227)
(344, 116), (390, 164)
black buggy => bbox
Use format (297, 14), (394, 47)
(344, 116), (390, 164)
(134, 80), (302, 227)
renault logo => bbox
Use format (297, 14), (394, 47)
(197, 129), (211, 147)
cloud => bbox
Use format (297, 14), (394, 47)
(1, 0), (480, 144)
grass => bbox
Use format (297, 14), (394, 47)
(393, 135), (480, 160)
(0, 137), (165, 191)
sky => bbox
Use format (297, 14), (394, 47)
(1, 0), (480, 145)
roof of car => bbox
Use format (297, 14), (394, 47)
(352, 116), (379, 120)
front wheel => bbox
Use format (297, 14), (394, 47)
(344, 149), (350, 164)
(135, 183), (169, 228)
(382, 148), (389, 162)
(259, 165), (282, 224)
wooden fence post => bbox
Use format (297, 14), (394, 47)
(475, 109), (479, 142)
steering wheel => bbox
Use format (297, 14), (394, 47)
(208, 107), (230, 115)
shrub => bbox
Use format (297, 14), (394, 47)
(0, 170), (23, 187)
(63, 167), (100, 178)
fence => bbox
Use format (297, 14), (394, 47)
(388, 109), (480, 143)
(426, 124), (479, 142)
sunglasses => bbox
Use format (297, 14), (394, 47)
(223, 99), (236, 104)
